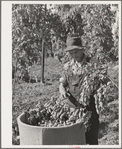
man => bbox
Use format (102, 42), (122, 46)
(59, 37), (99, 145)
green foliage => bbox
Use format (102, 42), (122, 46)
(54, 4), (86, 38)
(54, 4), (119, 64)
(12, 4), (47, 65)
(12, 4), (66, 81)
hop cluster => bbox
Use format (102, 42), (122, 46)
(78, 63), (109, 113)
(94, 83), (110, 114)
(24, 97), (91, 127)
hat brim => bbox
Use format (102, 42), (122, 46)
(65, 46), (84, 52)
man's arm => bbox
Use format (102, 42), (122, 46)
(59, 82), (67, 98)
(59, 76), (68, 98)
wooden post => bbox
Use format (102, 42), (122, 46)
(41, 38), (45, 83)
(41, 4), (47, 84)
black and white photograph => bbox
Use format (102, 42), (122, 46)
(1, 1), (121, 148)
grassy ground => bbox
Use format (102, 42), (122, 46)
(12, 57), (119, 145)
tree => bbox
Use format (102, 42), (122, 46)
(12, 4), (66, 82)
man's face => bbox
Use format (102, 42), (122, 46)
(69, 49), (84, 62)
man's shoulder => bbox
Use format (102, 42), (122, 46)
(63, 59), (75, 71)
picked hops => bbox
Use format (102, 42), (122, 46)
(24, 97), (86, 127)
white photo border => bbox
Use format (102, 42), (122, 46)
(1, 0), (121, 148)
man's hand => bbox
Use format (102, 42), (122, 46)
(60, 90), (67, 98)
(59, 83), (67, 98)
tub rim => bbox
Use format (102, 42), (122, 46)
(17, 112), (84, 129)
